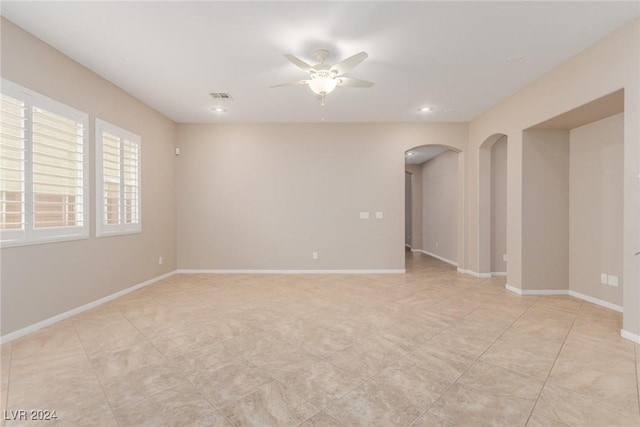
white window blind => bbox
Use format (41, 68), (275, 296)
(96, 119), (141, 237)
(1, 79), (88, 247)
(0, 94), (26, 235)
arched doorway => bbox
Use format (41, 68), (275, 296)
(405, 144), (464, 269)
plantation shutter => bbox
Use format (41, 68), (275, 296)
(96, 119), (141, 236)
(0, 94), (26, 234)
(31, 107), (86, 229)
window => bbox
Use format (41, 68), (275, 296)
(95, 119), (141, 237)
(1, 79), (89, 247)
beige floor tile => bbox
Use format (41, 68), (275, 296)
(278, 360), (362, 409)
(73, 313), (144, 359)
(114, 382), (228, 427)
(101, 362), (186, 409)
(412, 413), (454, 427)
(369, 359), (453, 409)
(221, 331), (289, 358)
(354, 326), (419, 360)
(243, 342), (320, 379)
(546, 342), (638, 408)
(324, 343), (391, 379)
(1, 343), (12, 422)
(299, 411), (346, 426)
(534, 382), (640, 426)
(404, 332), (491, 382)
(191, 361), (275, 408)
(7, 368), (115, 427)
(525, 410), (570, 427)
(324, 382), (422, 427)
(149, 327), (220, 358)
(89, 340), (165, 382)
(532, 296), (582, 316)
(170, 340), (240, 379)
(457, 360), (545, 399)
(479, 337), (557, 381)
(8, 353), (95, 406)
(445, 316), (511, 342)
(430, 382), (535, 427)
(10, 321), (86, 364)
(4, 252), (638, 426)
(221, 381), (318, 427)
(301, 330), (354, 358)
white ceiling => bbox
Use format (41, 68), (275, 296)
(2, 1), (638, 123)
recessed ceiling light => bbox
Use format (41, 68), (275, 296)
(418, 107), (432, 112)
(212, 107), (227, 113)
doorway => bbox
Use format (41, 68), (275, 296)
(405, 172), (412, 248)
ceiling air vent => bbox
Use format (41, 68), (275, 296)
(209, 93), (233, 100)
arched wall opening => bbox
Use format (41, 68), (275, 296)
(405, 144), (465, 269)
(479, 133), (508, 277)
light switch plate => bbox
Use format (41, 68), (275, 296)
(607, 275), (619, 287)
(360, 212), (369, 219)
(375, 212), (383, 219)
(601, 273), (608, 284)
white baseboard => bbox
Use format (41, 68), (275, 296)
(505, 284), (523, 295)
(621, 329), (640, 344)
(505, 285), (568, 296)
(491, 272), (507, 277)
(0, 270), (176, 345)
(456, 267), (491, 278)
(504, 285), (623, 312)
(569, 290), (622, 312)
(411, 249), (458, 267)
(176, 269), (406, 274)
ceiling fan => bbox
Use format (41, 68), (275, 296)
(271, 49), (374, 105)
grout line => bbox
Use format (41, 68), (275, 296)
(69, 320), (121, 427)
(421, 293), (539, 425)
(523, 308), (578, 426)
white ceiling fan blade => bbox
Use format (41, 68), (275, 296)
(284, 54), (314, 72)
(270, 80), (309, 88)
(336, 77), (374, 88)
(330, 51), (368, 76)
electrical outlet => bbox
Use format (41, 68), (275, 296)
(375, 212), (384, 219)
(312, 252), (318, 260)
(359, 212), (369, 220)
(607, 275), (619, 287)
(503, 254), (508, 262)
(600, 273), (608, 284)
(158, 257), (163, 265)
(436, 242), (439, 248)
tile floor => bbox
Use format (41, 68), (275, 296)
(1, 252), (639, 426)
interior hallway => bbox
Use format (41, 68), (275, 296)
(1, 252), (638, 426)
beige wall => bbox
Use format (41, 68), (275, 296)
(490, 136), (507, 273)
(0, 19), (177, 336)
(522, 130), (570, 291)
(570, 113), (624, 305)
(420, 151), (459, 264)
(469, 18), (639, 336)
(176, 123), (466, 271)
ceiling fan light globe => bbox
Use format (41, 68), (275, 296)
(309, 77), (337, 95)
